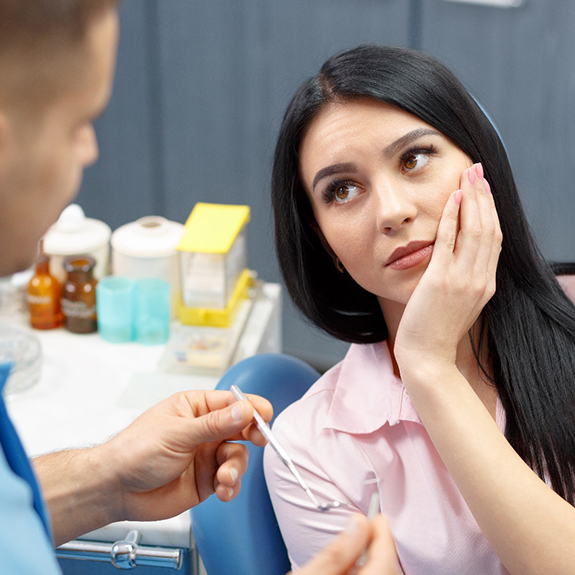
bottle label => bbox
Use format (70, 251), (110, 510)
(27, 294), (53, 305)
(61, 299), (96, 319)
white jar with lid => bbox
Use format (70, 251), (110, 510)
(43, 204), (112, 283)
(111, 216), (184, 316)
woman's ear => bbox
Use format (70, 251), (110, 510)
(310, 221), (336, 258)
(310, 221), (345, 272)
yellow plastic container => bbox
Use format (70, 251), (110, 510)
(178, 269), (253, 327)
(177, 203), (251, 326)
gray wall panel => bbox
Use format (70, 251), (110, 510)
(153, 0), (411, 369)
(76, 1), (157, 230)
(420, 0), (575, 262)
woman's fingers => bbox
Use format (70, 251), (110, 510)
(395, 162), (502, 366)
(479, 178), (503, 296)
(428, 188), (462, 269)
(430, 163), (498, 277)
(442, 163), (500, 281)
(454, 164), (487, 269)
(421, 163), (500, 333)
(462, 164), (502, 302)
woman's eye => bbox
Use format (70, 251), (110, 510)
(333, 183), (362, 203)
(322, 179), (363, 204)
(402, 153), (430, 172)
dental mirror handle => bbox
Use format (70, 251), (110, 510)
(229, 384), (321, 508)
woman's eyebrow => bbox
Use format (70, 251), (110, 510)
(312, 162), (357, 191)
(382, 128), (442, 158)
(310, 128), (441, 191)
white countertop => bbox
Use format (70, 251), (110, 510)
(1, 283), (281, 549)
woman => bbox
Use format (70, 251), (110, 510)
(264, 45), (575, 575)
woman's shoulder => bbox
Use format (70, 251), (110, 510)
(271, 356), (343, 433)
(271, 341), (386, 434)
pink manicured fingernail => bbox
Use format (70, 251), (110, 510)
(454, 189), (462, 205)
(467, 167), (476, 185)
(484, 179), (492, 196)
(475, 163), (484, 180)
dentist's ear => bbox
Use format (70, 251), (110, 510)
(0, 107), (23, 176)
(0, 111), (14, 171)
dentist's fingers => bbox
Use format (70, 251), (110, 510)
(293, 516), (372, 575)
(359, 515), (401, 575)
(213, 441), (249, 501)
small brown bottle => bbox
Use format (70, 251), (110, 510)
(61, 256), (98, 334)
(27, 242), (64, 330)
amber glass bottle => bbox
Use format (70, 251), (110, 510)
(61, 256), (98, 334)
(27, 245), (64, 330)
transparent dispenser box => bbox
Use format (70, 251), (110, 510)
(177, 203), (251, 327)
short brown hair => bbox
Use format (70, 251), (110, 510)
(0, 0), (120, 111)
(0, 0), (120, 49)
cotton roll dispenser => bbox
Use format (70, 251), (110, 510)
(159, 203), (253, 376)
(177, 203), (251, 328)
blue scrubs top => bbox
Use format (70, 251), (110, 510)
(0, 362), (62, 574)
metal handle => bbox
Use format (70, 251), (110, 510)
(56, 530), (183, 570)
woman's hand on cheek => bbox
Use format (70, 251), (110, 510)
(394, 163), (502, 376)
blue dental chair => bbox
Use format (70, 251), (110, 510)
(190, 353), (320, 575)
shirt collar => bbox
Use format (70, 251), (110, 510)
(324, 341), (422, 434)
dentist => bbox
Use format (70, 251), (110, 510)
(0, 1), (396, 573)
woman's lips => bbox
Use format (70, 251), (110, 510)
(386, 242), (434, 271)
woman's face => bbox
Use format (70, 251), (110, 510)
(299, 98), (472, 317)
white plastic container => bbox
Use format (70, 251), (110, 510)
(111, 216), (184, 316)
(43, 204), (111, 283)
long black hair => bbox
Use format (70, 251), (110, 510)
(272, 45), (575, 504)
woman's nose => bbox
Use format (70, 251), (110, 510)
(373, 178), (417, 233)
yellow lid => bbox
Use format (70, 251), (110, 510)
(177, 203), (250, 254)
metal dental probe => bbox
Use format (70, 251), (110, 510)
(230, 384), (346, 512)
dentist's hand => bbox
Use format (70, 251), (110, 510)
(106, 390), (273, 521)
(295, 515), (401, 575)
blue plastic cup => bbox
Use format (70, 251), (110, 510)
(96, 276), (136, 343)
(135, 278), (171, 345)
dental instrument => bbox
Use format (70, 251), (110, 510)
(230, 384), (346, 512)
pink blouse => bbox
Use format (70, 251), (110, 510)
(263, 341), (509, 574)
